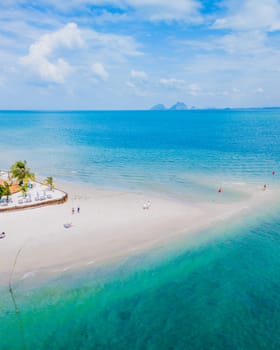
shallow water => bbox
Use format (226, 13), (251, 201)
(1, 109), (280, 349)
(1, 109), (280, 200)
(1, 208), (280, 350)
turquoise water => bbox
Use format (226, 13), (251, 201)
(1, 109), (280, 199)
(2, 212), (280, 350)
(1, 109), (280, 349)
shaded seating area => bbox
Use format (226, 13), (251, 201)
(0, 164), (67, 212)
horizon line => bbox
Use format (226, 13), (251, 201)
(0, 106), (280, 112)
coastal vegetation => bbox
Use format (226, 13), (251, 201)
(21, 183), (28, 197)
(0, 160), (35, 200)
(0, 160), (57, 201)
(0, 160), (54, 202)
(10, 160), (35, 185)
(44, 176), (54, 190)
(0, 160), (67, 213)
(0, 181), (11, 202)
(0, 161), (62, 209)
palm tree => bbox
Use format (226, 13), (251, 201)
(21, 183), (28, 197)
(44, 176), (54, 190)
(0, 184), (3, 199)
(2, 181), (11, 203)
(10, 160), (35, 185)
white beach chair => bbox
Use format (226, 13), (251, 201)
(142, 201), (151, 210)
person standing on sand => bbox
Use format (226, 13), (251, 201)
(72, 207), (75, 214)
(77, 207), (80, 213)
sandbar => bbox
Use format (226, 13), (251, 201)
(0, 181), (279, 286)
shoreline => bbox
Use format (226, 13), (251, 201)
(1, 180), (280, 288)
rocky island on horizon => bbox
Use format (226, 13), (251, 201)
(150, 102), (194, 110)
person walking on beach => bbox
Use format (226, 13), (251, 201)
(77, 207), (80, 213)
(72, 207), (75, 214)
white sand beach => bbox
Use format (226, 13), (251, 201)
(0, 182), (279, 286)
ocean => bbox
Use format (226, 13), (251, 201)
(1, 109), (280, 349)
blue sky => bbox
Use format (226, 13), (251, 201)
(1, 0), (280, 109)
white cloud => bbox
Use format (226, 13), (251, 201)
(126, 81), (136, 88)
(181, 31), (268, 56)
(126, 69), (149, 95)
(130, 69), (148, 80)
(91, 62), (109, 81)
(187, 83), (202, 96)
(255, 87), (264, 93)
(2, 0), (280, 109)
(124, 0), (202, 22)
(217, 31), (267, 55)
(159, 78), (185, 88)
(20, 23), (84, 83)
(213, 0), (280, 32)
(0, 77), (5, 88)
(84, 29), (142, 61)
(19, 22), (141, 84)
(232, 87), (240, 93)
(17, 0), (202, 22)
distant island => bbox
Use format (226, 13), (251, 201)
(170, 102), (188, 110)
(150, 104), (167, 110)
(150, 102), (194, 110)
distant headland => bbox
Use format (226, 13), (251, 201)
(150, 102), (196, 110)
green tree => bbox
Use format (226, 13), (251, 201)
(21, 183), (28, 197)
(0, 184), (3, 199)
(2, 182), (11, 203)
(10, 160), (35, 185)
(44, 176), (54, 190)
